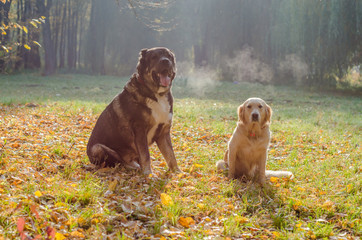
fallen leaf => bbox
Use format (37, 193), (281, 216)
(322, 200), (334, 211)
(16, 218), (25, 233)
(235, 216), (249, 224)
(197, 203), (205, 210)
(70, 231), (85, 238)
(108, 179), (118, 192)
(269, 177), (279, 183)
(55, 232), (66, 240)
(46, 227), (56, 239)
(194, 163), (203, 168)
(178, 216), (195, 228)
(161, 193), (174, 207)
(30, 205), (40, 219)
(34, 190), (43, 197)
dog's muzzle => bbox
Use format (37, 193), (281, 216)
(252, 113), (259, 122)
(152, 57), (174, 87)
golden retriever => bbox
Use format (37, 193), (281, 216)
(217, 98), (293, 185)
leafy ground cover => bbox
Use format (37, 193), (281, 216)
(0, 73), (361, 239)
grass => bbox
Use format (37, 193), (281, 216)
(0, 72), (361, 239)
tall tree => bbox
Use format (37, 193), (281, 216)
(0, 0), (12, 70)
(36, 0), (56, 75)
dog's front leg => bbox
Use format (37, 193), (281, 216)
(134, 129), (152, 175)
(258, 153), (267, 185)
(227, 148), (237, 179)
(156, 132), (180, 172)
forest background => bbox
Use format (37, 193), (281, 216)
(0, 0), (361, 90)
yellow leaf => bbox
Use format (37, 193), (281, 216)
(346, 184), (353, 193)
(0, 0), (6, 4)
(34, 190), (43, 197)
(70, 231), (85, 238)
(1, 46), (9, 53)
(161, 193), (173, 207)
(55, 202), (67, 208)
(91, 218), (100, 225)
(23, 26), (28, 33)
(197, 203), (205, 209)
(30, 21), (38, 28)
(297, 187), (305, 192)
(292, 200), (302, 210)
(269, 177), (279, 183)
(178, 216), (195, 228)
(55, 232), (66, 240)
(203, 229), (214, 235)
(24, 44), (31, 50)
(321, 200), (334, 211)
(235, 216), (249, 224)
(194, 163), (204, 168)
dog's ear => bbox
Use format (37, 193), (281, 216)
(170, 51), (177, 79)
(262, 103), (272, 127)
(170, 50), (176, 64)
(237, 104), (246, 123)
(137, 48), (148, 76)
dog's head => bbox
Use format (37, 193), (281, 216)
(238, 98), (272, 127)
(137, 47), (176, 92)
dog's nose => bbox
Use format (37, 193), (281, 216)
(252, 113), (259, 121)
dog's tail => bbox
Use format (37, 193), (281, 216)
(216, 150), (229, 171)
(265, 170), (294, 180)
(216, 160), (228, 171)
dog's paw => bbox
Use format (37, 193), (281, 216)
(259, 177), (266, 186)
(125, 161), (141, 170)
(142, 167), (153, 176)
(171, 166), (183, 173)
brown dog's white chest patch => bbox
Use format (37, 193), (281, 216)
(146, 95), (172, 144)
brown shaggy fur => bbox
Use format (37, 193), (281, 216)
(87, 47), (180, 175)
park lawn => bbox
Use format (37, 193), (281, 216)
(0, 73), (361, 239)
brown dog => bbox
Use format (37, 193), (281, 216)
(217, 98), (293, 185)
(87, 47), (180, 175)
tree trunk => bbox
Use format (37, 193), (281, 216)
(86, 0), (106, 75)
(59, 1), (66, 69)
(0, 0), (12, 70)
(36, 0), (56, 75)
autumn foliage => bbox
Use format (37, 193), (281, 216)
(0, 77), (361, 239)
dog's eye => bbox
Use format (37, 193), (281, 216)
(258, 105), (262, 108)
(247, 105), (251, 109)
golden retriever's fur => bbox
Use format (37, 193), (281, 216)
(217, 98), (293, 185)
